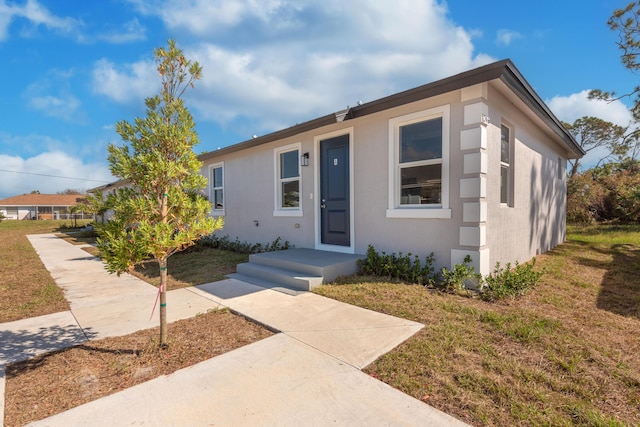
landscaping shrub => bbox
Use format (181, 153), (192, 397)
(480, 258), (544, 301)
(358, 245), (543, 301)
(358, 245), (437, 286)
(197, 234), (291, 254)
(439, 255), (481, 293)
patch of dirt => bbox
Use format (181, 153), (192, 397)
(4, 309), (273, 427)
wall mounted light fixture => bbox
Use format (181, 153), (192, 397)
(300, 152), (309, 167)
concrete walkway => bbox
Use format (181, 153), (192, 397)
(0, 234), (469, 427)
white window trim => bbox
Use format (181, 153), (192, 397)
(386, 105), (451, 219)
(209, 162), (225, 216)
(500, 122), (514, 207)
(273, 142), (303, 217)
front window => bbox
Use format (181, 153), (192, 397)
(280, 150), (299, 208)
(274, 143), (302, 216)
(387, 105), (451, 219)
(399, 117), (443, 205)
(209, 163), (224, 213)
(500, 124), (512, 206)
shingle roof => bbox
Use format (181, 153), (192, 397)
(0, 194), (87, 206)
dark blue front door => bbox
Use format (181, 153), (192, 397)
(320, 134), (350, 247)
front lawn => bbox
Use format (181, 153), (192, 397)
(0, 220), (89, 322)
(315, 224), (640, 426)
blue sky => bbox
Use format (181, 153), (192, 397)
(0, 0), (635, 198)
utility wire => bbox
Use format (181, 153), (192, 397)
(0, 169), (111, 183)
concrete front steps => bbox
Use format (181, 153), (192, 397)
(230, 248), (365, 292)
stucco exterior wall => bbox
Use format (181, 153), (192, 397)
(201, 81), (571, 274)
(484, 87), (567, 267)
(203, 91), (464, 271)
(350, 92), (462, 269)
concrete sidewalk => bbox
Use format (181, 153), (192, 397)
(1, 234), (469, 426)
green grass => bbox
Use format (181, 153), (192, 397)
(0, 219), (247, 322)
(315, 223), (640, 426)
(129, 246), (248, 289)
(0, 220), (91, 322)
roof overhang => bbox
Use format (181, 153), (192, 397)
(198, 59), (584, 163)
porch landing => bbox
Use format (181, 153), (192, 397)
(231, 248), (365, 292)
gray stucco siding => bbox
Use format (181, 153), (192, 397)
(484, 87), (567, 268)
(200, 78), (574, 276)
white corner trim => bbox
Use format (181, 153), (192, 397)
(463, 102), (489, 126)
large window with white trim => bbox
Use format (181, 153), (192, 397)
(399, 118), (443, 205)
(274, 143), (302, 216)
(387, 105), (450, 219)
(209, 162), (224, 214)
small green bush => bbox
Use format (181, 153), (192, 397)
(358, 245), (542, 301)
(197, 234), (291, 254)
(358, 245), (437, 286)
(480, 258), (543, 301)
(439, 255), (481, 293)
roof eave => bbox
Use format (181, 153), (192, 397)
(498, 62), (585, 159)
(198, 59), (583, 163)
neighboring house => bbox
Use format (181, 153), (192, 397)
(197, 59), (584, 275)
(0, 194), (91, 220)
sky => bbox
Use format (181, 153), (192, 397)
(0, 0), (635, 198)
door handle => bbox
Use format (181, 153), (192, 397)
(320, 198), (326, 209)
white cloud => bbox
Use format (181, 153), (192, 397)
(495, 29), (523, 47)
(547, 91), (634, 169)
(23, 70), (85, 122)
(0, 151), (113, 198)
(92, 58), (158, 104)
(98, 0), (495, 134)
(0, 0), (81, 41)
(547, 90), (633, 127)
(97, 18), (146, 44)
(128, 0), (287, 33)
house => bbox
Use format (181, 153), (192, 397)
(197, 59), (584, 276)
(0, 194), (91, 220)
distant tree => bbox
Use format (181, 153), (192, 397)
(589, 2), (640, 161)
(86, 190), (111, 223)
(58, 189), (85, 195)
(92, 40), (223, 347)
(68, 203), (88, 228)
(30, 190), (40, 194)
(567, 160), (640, 223)
(563, 116), (626, 176)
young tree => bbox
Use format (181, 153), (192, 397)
(93, 40), (222, 347)
(563, 116), (626, 176)
(68, 204), (82, 228)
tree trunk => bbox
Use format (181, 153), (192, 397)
(569, 160), (580, 177)
(159, 257), (168, 347)
(159, 189), (169, 347)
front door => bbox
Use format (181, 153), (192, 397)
(320, 134), (350, 247)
